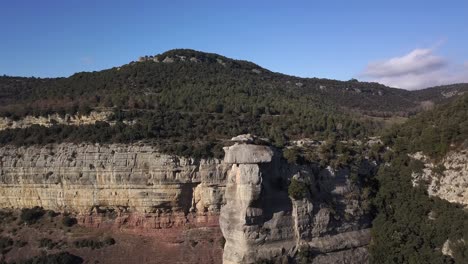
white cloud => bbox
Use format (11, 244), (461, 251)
(362, 48), (468, 90)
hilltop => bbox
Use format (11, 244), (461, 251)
(1, 49), (466, 118)
(0, 49), (467, 156)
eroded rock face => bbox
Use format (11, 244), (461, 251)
(219, 142), (372, 264)
(0, 144), (227, 227)
(220, 143), (295, 263)
(411, 150), (468, 207)
(223, 144), (274, 164)
(0, 138), (373, 263)
(0, 111), (119, 131)
(442, 238), (466, 258)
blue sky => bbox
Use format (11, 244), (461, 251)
(1, 0), (467, 89)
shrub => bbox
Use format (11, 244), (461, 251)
(432, 164), (446, 175)
(20, 206), (45, 224)
(296, 246), (313, 264)
(62, 216), (77, 227)
(20, 251), (83, 264)
(15, 240), (28, 247)
(0, 236), (13, 251)
(283, 147), (302, 164)
(39, 238), (57, 250)
(409, 159), (425, 173)
(0, 210), (15, 224)
(73, 237), (115, 250)
(47, 210), (59, 218)
(103, 237), (116, 246)
(288, 179), (309, 200)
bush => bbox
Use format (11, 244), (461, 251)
(62, 216), (77, 227)
(73, 237), (115, 250)
(15, 240), (28, 247)
(0, 236), (13, 251)
(47, 210), (59, 218)
(39, 238), (57, 250)
(296, 246), (314, 264)
(20, 252), (83, 264)
(103, 237), (116, 246)
(432, 164), (446, 175)
(288, 179), (309, 200)
(283, 147), (302, 164)
(20, 206), (45, 224)
(0, 210), (15, 225)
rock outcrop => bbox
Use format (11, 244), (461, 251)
(0, 136), (373, 263)
(0, 111), (119, 131)
(0, 144), (227, 228)
(219, 139), (372, 263)
(442, 238), (466, 258)
(411, 150), (468, 207)
(220, 142), (295, 263)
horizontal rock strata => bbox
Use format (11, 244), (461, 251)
(0, 138), (373, 263)
(0, 144), (227, 227)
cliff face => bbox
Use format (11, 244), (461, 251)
(0, 111), (116, 131)
(411, 150), (468, 207)
(220, 142), (371, 264)
(0, 139), (373, 263)
(0, 144), (227, 228)
(220, 143), (295, 263)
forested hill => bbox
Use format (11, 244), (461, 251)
(1, 49), (467, 119)
(0, 49), (467, 156)
(382, 92), (468, 159)
(371, 93), (468, 263)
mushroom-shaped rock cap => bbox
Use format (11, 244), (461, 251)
(231, 134), (256, 144)
(223, 143), (273, 164)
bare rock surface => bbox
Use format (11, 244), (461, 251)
(219, 141), (371, 263)
(0, 111), (116, 131)
(223, 143), (273, 164)
(0, 136), (373, 263)
(412, 150), (468, 207)
(0, 143), (227, 218)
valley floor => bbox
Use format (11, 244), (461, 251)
(0, 209), (223, 264)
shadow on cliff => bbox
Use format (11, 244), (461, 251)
(255, 154), (294, 226)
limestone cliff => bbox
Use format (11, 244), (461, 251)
(220, 140), (371, 264)
(0, 138), (373, 263)
(0, 144), (227, 228)
(411, 150), (468, 207)
(0, 111), (134, 131)
(220, 143), (295, 263)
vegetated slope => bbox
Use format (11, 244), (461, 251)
(383, 92), (468, 159)
(0, 49), (466, 157)
(1, 49), (466, 118)
(370, 94), (468, 263)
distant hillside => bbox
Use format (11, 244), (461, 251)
(0, 49), (466, 156)
(383, 92), (468, 159)
(1, 49), (466, 118)
(371, 93), (468, 263)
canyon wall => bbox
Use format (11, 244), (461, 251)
(0, 143), (227, 228)
(412, 150), (468, 207)
(0, 111), (115, 131)
(0, 139), (373, 263)
(220, 142), (371, 263)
